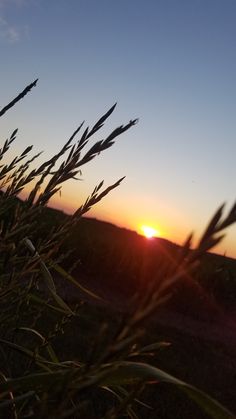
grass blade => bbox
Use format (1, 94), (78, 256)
(0, 80), (38, 118)
(100, 362), (235, 419)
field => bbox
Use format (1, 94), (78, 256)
(42, 209), (236, 418)
(1, 197), (236, 418)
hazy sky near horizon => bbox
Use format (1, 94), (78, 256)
(1, 0), (236, 257)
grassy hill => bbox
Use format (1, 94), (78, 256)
(37, 205), (236, 314)
(1, 198), (236, 418)
(41, 208), (236, 418)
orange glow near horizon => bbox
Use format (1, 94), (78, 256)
(140, 225), (160, 239)
(18, 188), (236, 259)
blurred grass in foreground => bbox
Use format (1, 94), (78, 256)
(0, 80), (235, 418)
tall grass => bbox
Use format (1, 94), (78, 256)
(0, 80), (235, 418)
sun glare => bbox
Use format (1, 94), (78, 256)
(141, 225), (160, 239)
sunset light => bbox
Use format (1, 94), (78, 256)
(141, 225), (160, 239)
(1, 1), (236, 417)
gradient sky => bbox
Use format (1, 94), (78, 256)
(1, 0), (236, 257)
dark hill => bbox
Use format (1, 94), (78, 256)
(2, 193), (236, 314)
(38, 206), (236, 315)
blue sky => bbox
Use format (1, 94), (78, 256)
(1, 0), (236, 256)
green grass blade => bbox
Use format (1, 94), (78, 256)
(16, 327), (46, 343)
(100, 362), (235, 419)
(28, 293), (70, 314)
(138, 342), (171, 354)
(0, 338), (45, 361)
(46, 344), (59, 363)
(49, 287), (74, 315)
(0, 371), (72, 393)
(53, 263), (102, 300)
(16, 327), (59, 363)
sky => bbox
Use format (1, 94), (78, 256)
(0, 0), (236, 257)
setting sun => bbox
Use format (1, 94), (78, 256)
(140, 225), (160, 239)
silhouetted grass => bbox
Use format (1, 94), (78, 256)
(0, 80), (235, 418)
